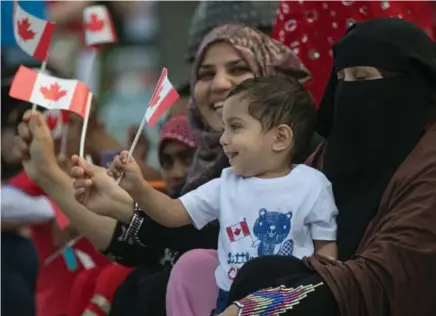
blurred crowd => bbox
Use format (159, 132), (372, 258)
(2, 1), (436, 316)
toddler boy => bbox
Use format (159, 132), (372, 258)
(109, 75), (338, 313)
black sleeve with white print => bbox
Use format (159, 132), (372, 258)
(102, 203), (219, 268)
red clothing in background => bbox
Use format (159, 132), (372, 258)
(8, 171), (111, 316)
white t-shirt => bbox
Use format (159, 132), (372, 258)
(179, 164), (338, 292)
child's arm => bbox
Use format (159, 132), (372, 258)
(133, 181), (191, 228)
(307, 177), (339, 260)
(315, 240), (338, 260)
(109, 151), (190, 228)
(109, 151), (221, 229)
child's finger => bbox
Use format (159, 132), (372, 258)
(108, 156), (124, 178)
(119, 150), (129, 163)
(113, 155), (126, 171)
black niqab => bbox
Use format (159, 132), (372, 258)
(318, 18), (436, 260)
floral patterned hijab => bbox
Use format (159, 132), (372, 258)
(182, 23), (310, 194)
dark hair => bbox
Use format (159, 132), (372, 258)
(227, 75), (317, 158)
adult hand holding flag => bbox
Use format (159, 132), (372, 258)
(13, 110), (57, 184)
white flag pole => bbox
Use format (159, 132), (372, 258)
(78, 49), (97, 158)
(115, 69), (166, 185)
(115, 107), (149, 185)
(30, 59), (48, 112)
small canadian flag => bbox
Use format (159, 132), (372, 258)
(83, 5), (118, 46)
(226, 220), (251, 242)
(9, 66), (92, 119)
(44, 110), (69, 140)
(13, 0), (55, 61)
(145, 68), (180, 128)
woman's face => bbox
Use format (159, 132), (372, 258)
(160, 141), (195, 193)
(194, 41), (254, 132)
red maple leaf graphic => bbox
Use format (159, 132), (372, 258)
(17, 18), (36, 41)
(234, 228), (241, 236)
(85, 13), (105, 32)
(46, 114), (59, 131)
(40, 83), (68, 102)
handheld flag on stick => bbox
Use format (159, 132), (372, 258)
(13, 0), (54, 61)
(75, 4), (118, 158)
(9, 66), (92, 118)
(83, 5), (118, 47)
(9, 66), (93, 157)
(116, 68), (179, 184)
(13, 0), (55, 112)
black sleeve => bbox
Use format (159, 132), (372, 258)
(102, 203), (219, 267)
(102, 215), (163, 267)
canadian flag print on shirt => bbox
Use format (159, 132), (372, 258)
(13, 1), (55, 61)
(145, 68), (180, 128)
(83, 5), (117, 46)
(226, 220), (251, 242)
(9, 66), (92, 119)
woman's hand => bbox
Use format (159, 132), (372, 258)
(71, 155), (134, 223)
(14, 111), (61, 186)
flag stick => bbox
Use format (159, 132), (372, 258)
(115, 106), (148, 185)
(78, 49), (97, 158)
(44, 236), (81, 265)
(79, 93), (93, 158)
(59, 125), (69, 158)
(114, 69), (167, 184)
(30, 59), (48, 112)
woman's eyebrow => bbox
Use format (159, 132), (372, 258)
(199, 59), (245, 69)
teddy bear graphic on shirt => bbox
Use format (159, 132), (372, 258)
(252, 208), (294, 256)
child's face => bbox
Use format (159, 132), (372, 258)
(220, 96), (277, 177)
(160, 141), (195, 193)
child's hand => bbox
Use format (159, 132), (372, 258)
(108, 150), (144, 195)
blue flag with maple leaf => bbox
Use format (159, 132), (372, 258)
(1, 0), (46, 47)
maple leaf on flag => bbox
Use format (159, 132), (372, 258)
(40, 83), (68, 102)
(85, 13), (105, 32)
(150, 83), (164, 110)
(46, 114), (59, 131)
(17, 18), (36, 41)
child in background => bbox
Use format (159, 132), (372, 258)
(109, 75), (338, 313)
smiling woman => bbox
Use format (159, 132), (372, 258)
(183, 23), (310, 195)
(195, 42), (254, 132)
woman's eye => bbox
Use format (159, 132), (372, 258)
(230, 66), (251, 76)
(197, 71), (214, 81)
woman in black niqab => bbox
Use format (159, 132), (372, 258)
(222, 18), (436, 316)
(320, 17), (436, 261)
